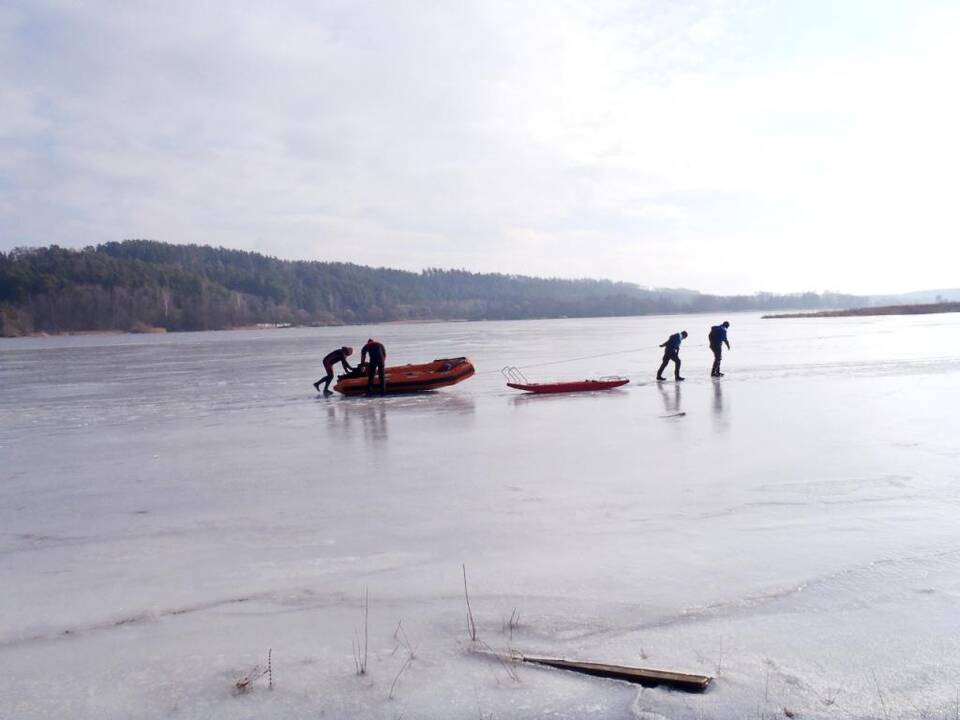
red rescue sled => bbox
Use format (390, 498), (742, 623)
(502, 367), (629, 394)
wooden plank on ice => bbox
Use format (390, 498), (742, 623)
(521, 654), (712, 692)
(472, 648), (712, 693)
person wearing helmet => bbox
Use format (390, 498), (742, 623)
(656, 330), (688, 381)
(314, 346), (354, 393)
(708, 321), (731, 377)
(360, 338), (387, 394)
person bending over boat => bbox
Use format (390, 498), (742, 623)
(361, 338), (387, 394)
(657, 330), (688, 382)
(314, 346), (354, 393)
(708, 321), (731, 377)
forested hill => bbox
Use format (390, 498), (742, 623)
(0, 240), (867, 336)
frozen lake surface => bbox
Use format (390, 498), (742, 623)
(2, 313), (960, 719)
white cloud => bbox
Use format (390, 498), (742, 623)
(1, 0), (959, 294)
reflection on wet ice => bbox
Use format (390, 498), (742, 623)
(712, 379), (729, 432)
(321, 393), (476, 443)
(657, 382), (682, 414)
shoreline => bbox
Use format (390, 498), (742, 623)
(11, 303), (957, 338)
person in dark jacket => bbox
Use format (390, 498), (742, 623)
(708, 321), (731, 377)
(657, 330), (688, 381)
(361, 338), (387, 394)
(314, 346), (354, 393)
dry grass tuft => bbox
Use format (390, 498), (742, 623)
(353, 588), (370, 675)
(462, 564), (478, 642)
(234, 648), (273, 693)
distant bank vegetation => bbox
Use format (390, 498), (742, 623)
(763, 302), (960, 319)
(1, 240), (870, 337)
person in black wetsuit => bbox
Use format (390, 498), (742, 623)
(314, 346), (354, 393)
(708, 321), (731, 377)
(656, 330), (688, 381)
(361, 338), (387, 394)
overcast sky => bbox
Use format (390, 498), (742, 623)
(2, 1), (958, 294)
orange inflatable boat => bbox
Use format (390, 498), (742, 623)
(334, 357), (476, 396)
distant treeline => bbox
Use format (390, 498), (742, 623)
(0, 240), (869, 336)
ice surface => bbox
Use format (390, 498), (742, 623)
(1, 313), (960, 719)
